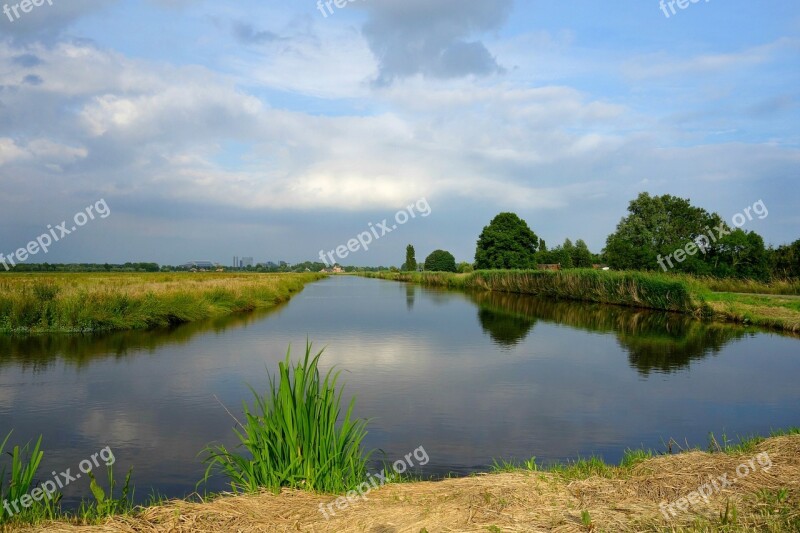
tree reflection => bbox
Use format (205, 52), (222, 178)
(468, 291), (749, 374)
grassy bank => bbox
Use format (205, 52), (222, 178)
(9, 431), (799, 532)
(0, 272), (325, 334)
(362, 270), (705, 313)
(361, 270), (800, 333)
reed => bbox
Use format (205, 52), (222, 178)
(0, 432), (59, 525)
(0, 272), (325, 334)
(362, 270), (704, 313)
(200, 342), (370, 494)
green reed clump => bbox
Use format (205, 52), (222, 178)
(0, 432), (60, 524)
(200, 343), (370, 494)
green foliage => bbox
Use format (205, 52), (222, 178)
(0, 432), (59, 524)
(405, 245), (418, 272)
(475, 213), (540, 269)
(200, 342), (371, 494)
(580, 510), (593, 529)
(79, 466), (135, 520)
(457, 262), (474, 274)
(771, 238), (800, 278)
(602, 192), (777, 280)
(424, 250), (457, 272)
(604, 192), (723, 273)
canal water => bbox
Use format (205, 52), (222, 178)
(1, 276), (798, 505)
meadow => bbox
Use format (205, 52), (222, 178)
(0, 272), (325, 334)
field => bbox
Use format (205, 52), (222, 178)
(0, 272), (325, 334)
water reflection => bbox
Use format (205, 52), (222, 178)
(0, 276), (797, 506)
(469, 291), (748, 374)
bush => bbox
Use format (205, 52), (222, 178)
(457, 262), (474, 273)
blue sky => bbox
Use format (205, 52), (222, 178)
(0, 0), (798, 266)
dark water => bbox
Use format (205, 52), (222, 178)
(1, 276), (798, 505)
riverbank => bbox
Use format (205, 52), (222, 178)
(10, 433), (799, 532)
(360, 270), (800, 334)
(0, 272), (326, 334)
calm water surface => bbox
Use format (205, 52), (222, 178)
(1, 276), (798, 505)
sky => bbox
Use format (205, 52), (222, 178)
(0, 0), (798, 267)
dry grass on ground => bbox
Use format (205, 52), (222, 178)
(13, 436), (799, 533)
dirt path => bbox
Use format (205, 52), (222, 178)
(11, 436), (800, 533)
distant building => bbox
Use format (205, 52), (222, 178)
(537, 264), (562, 271)
(183, 261), (216, 271)
(241, 257), (254, 267)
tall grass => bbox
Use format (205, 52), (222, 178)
(694, 276), (800, 295)
(362, 270), (704, 314)
(0, 432), (60, 524)
(200, 343), (370, 494)
(0, 272), (325, 334)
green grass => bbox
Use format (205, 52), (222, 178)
(707, 427), (800, 455)
(487, 428), (800, 484)
(0, 272), (325, 334)
(200, 342), (371, 494)
(696, 276), (800, 296)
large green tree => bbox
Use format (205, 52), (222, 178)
(475, 213), (540, 269)
(603, 193), (723, 273)
(404, 244), (417, 272)
(424, 250), (457, 272)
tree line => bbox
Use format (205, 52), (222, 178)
(404, 193), (799, 279)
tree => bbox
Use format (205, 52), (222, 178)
(573, 239), (593, 268)
(715, 230), (769, 280)
(475, 213), (540, 269)
(457, 261), (474, 273)
(604, 192), (723, 272)
(405, 245), (417, 272)
(425, 250), (457, 272)
(771, 239), (800, 278)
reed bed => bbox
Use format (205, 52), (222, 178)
(363, 270), (704, 314)
(0, 273), (325, 334)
